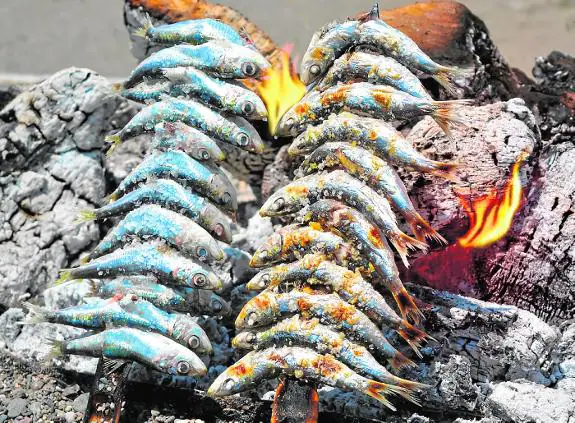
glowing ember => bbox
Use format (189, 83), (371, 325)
(256, 45), (306, 135)
(457, 152), (529, 248)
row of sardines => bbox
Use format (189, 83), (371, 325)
(209, 9), (473, 411)
(25, 17), (271, 381)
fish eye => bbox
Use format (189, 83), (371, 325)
(309, 64), (321, 75)
(284, 117), (294, 128)
(273, 197), (285, 211)
(222, 192), (232, 205)
(176, 360), (191, 374)
(214, 223), (225, 237)
(193, 273), (207, 287)
(241, 101), (255, 115)
(224, 378), (236, 392)
(242, 62), (258, 77)
(258, 250), (268, 259)
(236, 132), (250, 147)
(259, 274), (270, 288)
(246, 332), (256, 343)
(130, 294), (138, 301)
(247, 312), (258, 327)
(188, 336), (200, 349)
(211, 299), (223, 312)
(196, 246), (208, 260)
(199, 148), (211, 160)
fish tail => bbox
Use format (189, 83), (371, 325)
(405, 210), (447, 245)
(133, 14), (154, 38)
(364, 381), (407, 411)
(389, 351), (416, 370)
(20, 302), (49, 324)
(397, 321), (436, 357)
(74, 209), (97, 224)
(429, 160), (461, 183)
(393, 287), (424, 325)
(433, 65), (475, 97)
(389, 232), (428, 267)
(395, 386), (422, 406)
(44, 339), (65, 361)
(395, 378), (432, 394)
(430, 99), (473, 138)
(104, 134), (122, 157)
(54, 269), (74, 286)
(110, 82), (123, 93)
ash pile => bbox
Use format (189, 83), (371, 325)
(0, 1), (573, 422)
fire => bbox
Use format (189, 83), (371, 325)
(457, 152), (528, 248)
(256, 45), (306, 135)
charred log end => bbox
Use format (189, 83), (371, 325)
(125, 0), (283, 66)
(272, 378), (319, 423)
(382, 1), (522, 100)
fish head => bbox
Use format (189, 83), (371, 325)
(275, 90), (320, 137)
(207, 352), (259, 397)
(260, 184), (309, 217)
(172, 316), (213, 355)
(182, 233), (225, 263)
(217, 41), (271, 80)
(162, 350), (207, 377)
(187, 140), (225, 163)
(300, 46), (334, 85)
(227, 87), (268, 120)
(235, 291), (279, 329)
(201, 204), (233, 243)
(232, 330), (257, 349)
(189, 267), (223, 291)
(228, 115), (266, 153)
(210, 173), (238, 212)
(288, 126), (322, 156)
(199, 290), (232, 317)
(249, 233), (283, 267)
(245, 269), (274, 291)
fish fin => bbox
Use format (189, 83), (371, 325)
(389, 232), (428, 267)
(405, 210), (447, 245)
(395, 386), (422, 406)
(364, 381), (404, 411)
(74, 209), (97, 224)
(133, 14), (154, 38)
(102, 358), (128, 375)
(54, 269), (74, 286)
(393, 287), (424, 325)
(19, 302), (49, 325)
(429, 160), (461, 183)
(44, 339), (65, 362)
(356, 2), (380, 22)
(433, 65), (475, 97)
(431, 99), (473, 138)
(110, 82), (123, 93)
(395, 378), (432, 393)
(104, 134), (122, 157)
(389, 351), (416, 370)
(396, 321), (436, 356)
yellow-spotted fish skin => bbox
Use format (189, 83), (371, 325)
(233, 316), (428, 396)
(208, 346), (410, 410)
(317, 51), (432, 100)
(235, 290), (414, 368)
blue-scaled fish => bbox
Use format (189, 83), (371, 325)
(316, 51), (432, 99)
(105, 98), (265, 155)
(47, 328), (207, 376)
(151, 121), (225, 163)
(235, 290), (414, 368)
(23, 297), (212, 353)
(108, 150), (237, 212)
(297, 142), (446, 244)
(288, 112), (459, 181)
(84, 205), (224, 263)
(56, 241), (222, 290)
(134, 16), (250, 48)
(276, 82), (471, 137)
(208, 346), (408, 410)
(89, 278), (231, 317)
(259, 170), (427, 264)
(75, 179), (232, 243)
(233, 315), (427, 397)
(124, 40), (270, 88)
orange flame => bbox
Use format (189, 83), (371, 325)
(457, 152), (529, 248)
(256, 45), (306, 135)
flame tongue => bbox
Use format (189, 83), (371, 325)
(256, 45), (306, 135)
(457, 152), (528, 248)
